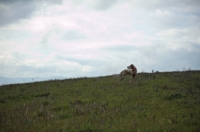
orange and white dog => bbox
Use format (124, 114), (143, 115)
(119, 64), (137, 84)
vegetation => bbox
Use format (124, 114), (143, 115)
(0, 71), (200, 132)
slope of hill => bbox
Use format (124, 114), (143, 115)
(0, 76), (64, 86)
(0, 71), (200, 131)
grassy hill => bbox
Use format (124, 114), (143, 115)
(0, 71), (200, 132)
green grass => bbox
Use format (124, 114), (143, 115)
(0, 71), (200, 132)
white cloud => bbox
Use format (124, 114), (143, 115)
(0, 0), (200, 78)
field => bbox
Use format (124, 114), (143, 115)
(0, 71), (200, 132)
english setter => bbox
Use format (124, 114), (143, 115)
(119, 64), (137, 84)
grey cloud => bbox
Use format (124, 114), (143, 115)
(128, 0), (200, 11)
(102, 43), (200, 72)
(72, 0), (200, 11)
(0, 0), (63, 26)
(185, 42), (200, 53)
(94, 0), (119, 10)
(140, 46), (200, 71)
(71, 0), (119, 11)
(133, 11), (200, 34)
(156, 48), (200, 71)
(0, 1), (36, 26)
(0, 0), (63, 7)
(103, 44), (163, 60)
(154, 15), (187, 29)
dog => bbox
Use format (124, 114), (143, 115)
(119, 64), (137, 84)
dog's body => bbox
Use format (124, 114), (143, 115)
(119, 64), (137, 83)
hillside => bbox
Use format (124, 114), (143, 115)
(0, 71), (200, 131)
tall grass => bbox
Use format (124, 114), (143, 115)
(0, 71), (200, 131)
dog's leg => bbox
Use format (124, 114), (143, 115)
(118, 76), (125, 85)
(116, 72), (126, 87)
(118, 71), (126, 82)
(130, 75), (133, 84)
(133, 74), (136, 82)
(119, 76), (125, 82)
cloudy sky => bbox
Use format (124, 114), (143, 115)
(0, 0), (200, 78)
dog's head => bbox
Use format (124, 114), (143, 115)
(127, 64), (134, 69)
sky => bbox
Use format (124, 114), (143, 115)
(0, 0), (200, 78)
